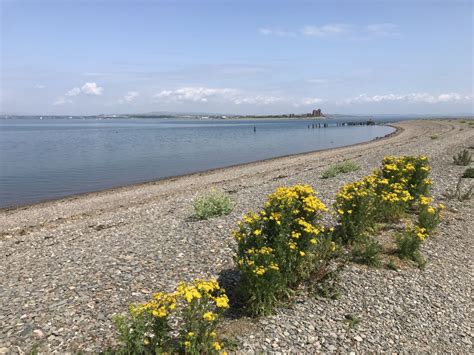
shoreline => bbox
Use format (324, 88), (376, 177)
(0, 124), (399, 214)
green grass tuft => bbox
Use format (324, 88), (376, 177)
(321, 161), (360, 179)
(193, 190), (234, 219)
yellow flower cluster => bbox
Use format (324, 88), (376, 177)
(234, 184), (330, 315)
(379, 155), (431, 198)
(414, 226), (429, 241)
(234, 185), (327, 271)
(131, 278), (229, 321)
(334, 155), (433, 241)
(417, 195), (444, 233)
(120, 278), (229, 354)
(130, 291), (177, 319)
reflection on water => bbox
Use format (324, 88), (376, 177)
(0, 118), (394, 208)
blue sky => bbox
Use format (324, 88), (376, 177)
(1, 0), (473, 115)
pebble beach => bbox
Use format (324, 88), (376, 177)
(0, 119), (473, 353)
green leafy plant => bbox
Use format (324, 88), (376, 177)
(417, 196), (444, 233)
(320, 161), (360, 179)
(387, 258), (398, 271)
(233, 184), (329, 316)
(114, 279), (229, 354)
(334, 175), (378, 243)
(395, 225), (427, 264)
(193, 189), (234, 219)
(453, 149), (472, 166)
(176, 279), (229, 354)
(463, 167), (474, 178)
(351, 236), (382, 267)
(344, 314), (361, 329)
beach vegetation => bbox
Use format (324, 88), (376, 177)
(387, 258), (398, 271)
(344, 314), (361, 329)
(417, 196), (444, 233)
(351, 236), (382, 267)
(395, 225), (427, 265)
(320, 161), (360, 179)
(334, 155), (432, 243)
(114, 278), (229, 354)
(233, 184), (332, 316)
(462, 167), (474, 178)
(453, 149), (472, 166)
(193, 189), (234, 219)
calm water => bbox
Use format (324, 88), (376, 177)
(0, 117), (395, 208)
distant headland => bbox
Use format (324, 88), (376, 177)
(101, 108), (328, 120)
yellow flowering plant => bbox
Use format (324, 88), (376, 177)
(113, 291), (176, 353)
(334, 155), (434, 242)
(395, 224), (429, 264)
(114, 278), (228, 354)
(379, 155), (431, 199)
(417, 196), (444, 233)
(233, 184), (328, 316)
(333, 176), (378, 243)
(176, 279), (229, 354)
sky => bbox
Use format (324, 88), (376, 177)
(1, 0), (473, 115)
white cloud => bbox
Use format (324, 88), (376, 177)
(301, 24), (352, 37)
(261, 23), (399, 39)
(53, 82), (104, 106)
(258, 27), (296, 37)
(344, 92), (473, 104)
(232, 95), (284, 105)
(154, 87), (282, 105)
(34, 84), (46, 89)
(65, 82), (104, 97)
(154, 86), (324, 107)
(65, 87), (81, 97)
(155, 87), (239, 103)
(81, 82), (104, 95)
(52, 97), (73, 106)
(124, 91), (139, 102)
(299, 98), (323, 106)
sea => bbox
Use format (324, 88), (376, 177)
(0, 116), (398, 208)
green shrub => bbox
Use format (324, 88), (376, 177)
(453, 149), (472, 166)
(113, 291), (176, 353)
(395, 225), (428, 263)
(193, 190), (233, 219)
(463, 167), (474, 178)
(114, 279), (229, 354)
(320, 161), (360, 179)
(387, 258), (398, 271)
(344, 314), (361, 329)
(430, 135), (438, 140)
(233, 184), (329, 316)
(417, 196), (444, 233)
(351, 236), (382, 267)
(176, 280), (229, 353)
(377, 155), (432, 200)
(334, 175), (378, 243)
(334, 155), (432, 243)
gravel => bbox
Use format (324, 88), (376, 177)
(0, 119), (473, 353)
